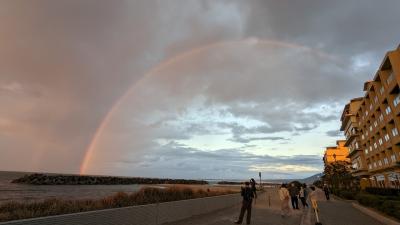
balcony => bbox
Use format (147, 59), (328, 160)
(386, 71), (397, 94)
(390, 128), (400, 145)
(384, 109), (394, 123)
(351, 168), (370, 177)
(348, 147), (362, 158)
(344, 133), (359, 147)
(391, 92), (400, 116)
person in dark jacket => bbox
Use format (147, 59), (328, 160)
(288, 183), (299, 209)
(235, 182), (254, 224)
(250, 178), (257, 203)
(323, 184), (330, 200)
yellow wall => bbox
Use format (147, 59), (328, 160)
(324, 140), (350, 164)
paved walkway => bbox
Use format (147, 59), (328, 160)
(167, 188), (392, 225)
(164, 188), (303, 225)
(309, 189), (383, 225)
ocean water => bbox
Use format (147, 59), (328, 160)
(0, 171), (143, 203)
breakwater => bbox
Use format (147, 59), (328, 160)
(12, 173), (208, 185)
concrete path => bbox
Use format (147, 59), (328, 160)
(309, 189), (383, 225)
(164, 188), (303, 225)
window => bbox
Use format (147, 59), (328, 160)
(379, 138), (383, 145)
(365, 149), (368, 154)
(368, 164), (372, 169)
(355, 142), (359, 149)
(374, 142), (377, 149)
(378, 160), (382, 167)
(366, 110), (369, 116)
(366, 131), (369, 136)
(369, 146), (373, 151)
(369, 126), (373, 131)
(391, 154), (397, 163)
(369, 104), (373, 110)
(386, 106), (392, 115)
(384, 158), (389, 165)
(394, 94), (400, 107)
(379, 114), (384, 122)
(380, 86), (385, 95)
(392, 127), (399, 136)
(374, 96), (379, 103)
(374, 121), (378, 127)
(373, 162), (377, 168)
(362, 134), (365, 140)
(352, 162), (359, 169)
(385, 133), (390, 141)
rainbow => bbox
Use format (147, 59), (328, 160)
(79, 38), (335, 175)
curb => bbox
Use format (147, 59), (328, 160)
(352, 202), (400, 225)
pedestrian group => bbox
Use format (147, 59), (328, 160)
(234, 179), (317, 224)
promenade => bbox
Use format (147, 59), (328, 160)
(310, 189), (386, 225)
(167, 188), (303, 225)
(168, 188), (394, 225)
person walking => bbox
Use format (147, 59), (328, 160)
(323, 184), (330, 200)
(299, 185), (309, 208)
(250, 178), (257, 204)
(235, 182), (254, 225)
(278, 183), (290, 217)
(288, 183), (299, 209)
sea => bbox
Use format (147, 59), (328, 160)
(0, 171), (293, 204)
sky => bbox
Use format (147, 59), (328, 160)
(1, 0), (400, 179)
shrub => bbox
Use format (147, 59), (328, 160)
(356, 193), (400, 220)
(356, 193), (382, 207)
(365, 187), (400, 196)
(380, 200), (400, 220)
(339, 190), (357, 200)
(0, 186), (236, 222)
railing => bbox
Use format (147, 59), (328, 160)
(0, 194), (241, 225)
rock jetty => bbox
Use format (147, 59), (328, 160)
(12, 173), (208, 185)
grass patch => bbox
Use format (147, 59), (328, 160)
(0, 186), (236, 222)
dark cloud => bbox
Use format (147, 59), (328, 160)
(229, 136), (287, 144)
(326, 130), (343, 137)
(112, 142), (323, 179)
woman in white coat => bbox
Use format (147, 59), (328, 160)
(278, 183), (290, 217)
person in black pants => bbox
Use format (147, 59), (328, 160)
(250, 178), (257, 203)
(235, 182), (254, 225)
(288, 183), (299, 209)
(323, 184), (330, 200)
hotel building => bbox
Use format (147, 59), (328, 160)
(341, 44), (400, 189)
(323, 140), (350, 165)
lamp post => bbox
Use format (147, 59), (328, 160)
(333, 153), (337, 189)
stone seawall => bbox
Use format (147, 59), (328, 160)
(12, 173), (208, 185)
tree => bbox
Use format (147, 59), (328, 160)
(323, 161), (356, 191)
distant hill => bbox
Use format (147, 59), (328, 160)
(300, 173), (323, 184)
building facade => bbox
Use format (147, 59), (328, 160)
(341, 45), (400, 189)
(323, 140), (350, 164)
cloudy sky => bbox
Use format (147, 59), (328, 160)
(1, 0), (400, 179)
